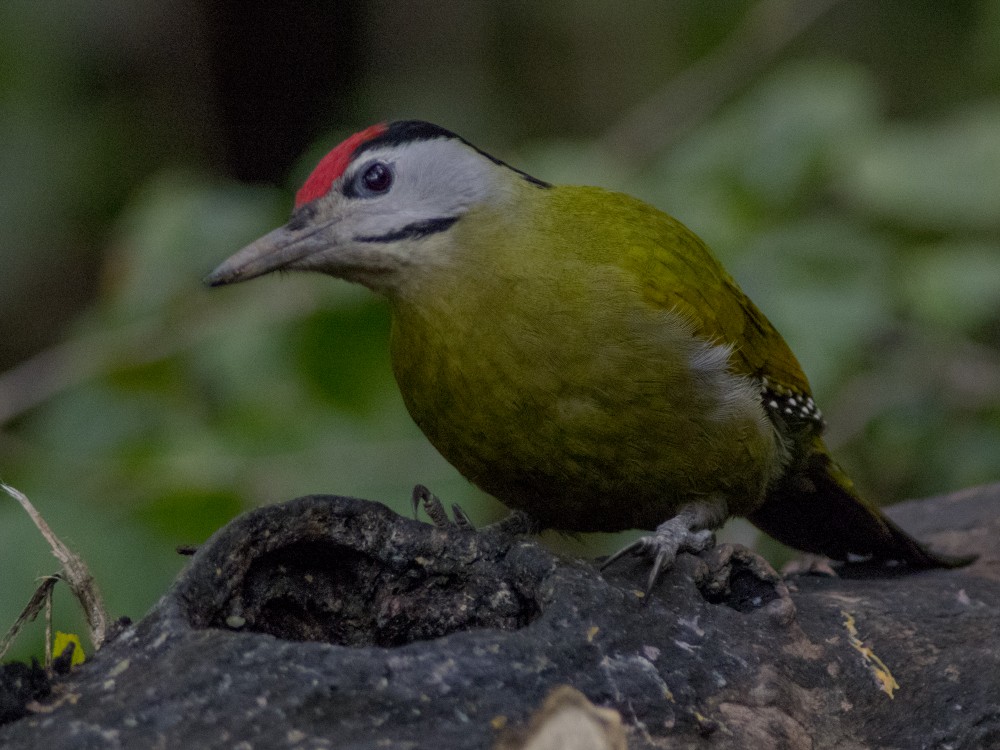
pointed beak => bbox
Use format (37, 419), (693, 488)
(204, 218), (337, 287)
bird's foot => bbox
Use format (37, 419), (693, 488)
(411, 485), (539, 542)
(410, 484), (474, 529)
(781, 553), (838, 578)
(601, 501), (726, 594)
(601, 524), (714, 594)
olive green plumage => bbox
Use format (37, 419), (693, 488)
(389, 185), (784, 532)
(207, 120), (970, 570)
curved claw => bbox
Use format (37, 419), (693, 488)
(599, 537), (652, 571)
(599, 501), (725, 594)
(411, 484), (477, 530)
(647, 547), (672, 594)
(450, 503), (474, 530)
(411, 484), (426, 519)
(411, 484), (450, 528)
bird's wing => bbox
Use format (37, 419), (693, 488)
(621, 203), (813, 399)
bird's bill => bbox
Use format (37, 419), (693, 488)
(204, 220), (335, 287)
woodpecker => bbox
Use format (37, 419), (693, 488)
(207, 120), (972, 586)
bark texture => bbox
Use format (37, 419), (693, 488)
(1, 484), (997, 749)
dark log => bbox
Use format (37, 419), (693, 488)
(1, 484), (998, 749)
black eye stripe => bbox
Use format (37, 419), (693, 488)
(355, 216), (459, 244)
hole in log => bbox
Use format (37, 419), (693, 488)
(701, 567), (782, 613)
(203, 539), (541, 647)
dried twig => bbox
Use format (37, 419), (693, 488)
(0, 574), (59, 662)
(1, 483), (109, 650)
(45, 579), (54, 666)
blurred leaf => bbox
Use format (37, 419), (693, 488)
(521, 140), (631, 191)
(108, 357), (185, 395)
(844, 103), (1000, 231)
(641, 61), (880, 249)
(0, 103), (102, 292)
(292, 303), (395, 416)
(103, 172), (288, 322)
(733, 219), (893, 395)
(732, 61), (880, 204)
(900, 241), (1000, 333)
(131, 488), (243, 544)
(22, 384), (159, 462)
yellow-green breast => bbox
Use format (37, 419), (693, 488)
(387, 184), (802, 531)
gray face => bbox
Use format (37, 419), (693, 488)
(206, 136), (503, 290)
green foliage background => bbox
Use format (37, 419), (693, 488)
(2, 1), (999, 659)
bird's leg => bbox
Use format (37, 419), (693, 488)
(601, 498), (728, 593)
(410, 484), (475, 529)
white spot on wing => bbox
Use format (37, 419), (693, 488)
(688, 340), (733, 373)
(688, 340), (763, 424)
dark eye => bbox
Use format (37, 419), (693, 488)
(360, 162), (393, 194)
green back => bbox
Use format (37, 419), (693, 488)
(539, 186), (814, 399)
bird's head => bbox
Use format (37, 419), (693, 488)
(205, 121), (549, 293)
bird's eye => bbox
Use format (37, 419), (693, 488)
(359, 162), (393, 195)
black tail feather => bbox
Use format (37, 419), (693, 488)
(748, 442), (975, 569)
